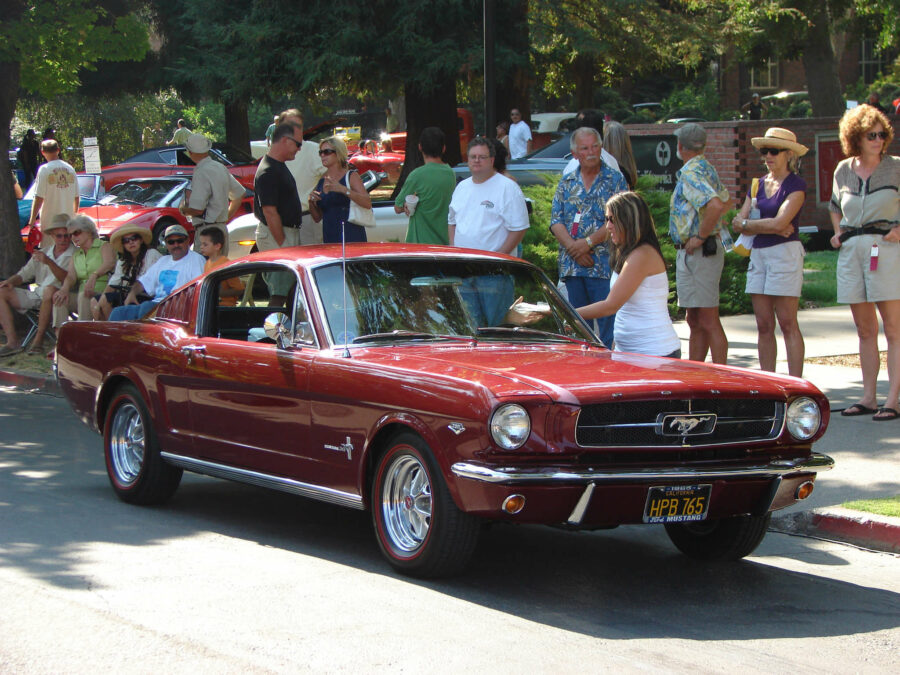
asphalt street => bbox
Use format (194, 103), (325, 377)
(1, 385), (898, 673)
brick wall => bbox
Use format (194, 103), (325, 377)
(626, 115), (900, 232)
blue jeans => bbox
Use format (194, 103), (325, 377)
(109, 300), (159, 321)
(563, 276), (614, 347)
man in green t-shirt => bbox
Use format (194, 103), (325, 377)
(395, 127), (457, 244)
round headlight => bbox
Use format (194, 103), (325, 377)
(786, 397), (820, 440)
(490, 404), (531, 450)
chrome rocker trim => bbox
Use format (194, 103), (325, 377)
(451, 453), (835, 485)
(160, 452), (364, 510)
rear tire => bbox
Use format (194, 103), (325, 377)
(665, 513), (770, 561)
(372, 432), (480, 577)
(104, 384), (182, 505)
(151, 218), (179, 249)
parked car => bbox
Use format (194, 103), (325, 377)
(55, 244), (833, 578)
(530, 112), (577, 134)
(227, 170), (407, 257)
(100, 143), (258, 192)
(46, 176), (253, 247)
(18, 173), (105, 228)
(452, 152), (568, 186)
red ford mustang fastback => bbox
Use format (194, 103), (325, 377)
(55, 245), (833, 577)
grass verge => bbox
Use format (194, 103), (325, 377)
(801, 250), (838, 308)
(842, 495), (900, 518)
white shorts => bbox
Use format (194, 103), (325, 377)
(837, 234), (900, 304)
(745, 240), (804, 297)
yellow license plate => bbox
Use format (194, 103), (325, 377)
(643, 484), (711, 523)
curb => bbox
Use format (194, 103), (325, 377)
(771, 507), (900, 554)
(0, 367), (60, 394)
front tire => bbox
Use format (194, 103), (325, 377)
(372, 433), (480, 577)
(104, 384), (182, 505)
(665, 513), (771, 561)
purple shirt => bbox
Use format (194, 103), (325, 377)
(748, 172), (806, 248)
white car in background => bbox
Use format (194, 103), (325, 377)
(530, 112), (577, 133)
(228, 170), (408, 257)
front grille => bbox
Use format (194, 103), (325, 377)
(575, 399), (783, 447)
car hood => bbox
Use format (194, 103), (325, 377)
(79, 204), (162, 234)
(350, 343), (821, 405)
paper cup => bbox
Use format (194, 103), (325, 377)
(405, 194), (419, 216)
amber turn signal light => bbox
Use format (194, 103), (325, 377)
(795, 481), (814, 500)
(502, 494), (526, 514)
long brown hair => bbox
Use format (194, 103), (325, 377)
(605, 191), (664, 274)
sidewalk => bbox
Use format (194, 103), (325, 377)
(2, 305), (897, 553)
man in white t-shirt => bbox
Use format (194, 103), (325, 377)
(449, 137), (530, 254)
(109, 225), (206, 320)
(508, 108), (533, 159)
(27, 140), (79, 230)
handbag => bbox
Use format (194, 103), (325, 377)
(348, 198), (376, 228)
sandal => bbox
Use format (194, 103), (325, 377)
(841, 403), (877, 416)
(0, 345), (24, 357)
(872, 407), (900, 421)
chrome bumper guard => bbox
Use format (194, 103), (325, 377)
(450, 453), (834, 485)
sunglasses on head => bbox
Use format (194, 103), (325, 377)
(318, 148), (336, 156)
(122, 234), (143, 244)
(165, 236), (187, 245)
(758, 147), (784, 156)
(866, 131), (889, 141)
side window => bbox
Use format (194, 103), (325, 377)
(158, 149), (177, 165)
(200, 265), (313, 346)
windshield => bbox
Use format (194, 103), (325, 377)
(100, 180), (185, 207)
(312, 257), (596, 346)
(212, 143), (256, 165)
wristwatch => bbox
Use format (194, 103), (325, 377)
(585, 235), (594, 249)
(741, 219), (748, 229)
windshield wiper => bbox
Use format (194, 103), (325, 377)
(352, 330), (474, 344)
(476, 326), (595, 345)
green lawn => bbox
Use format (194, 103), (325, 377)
(842, 495), (900, 518)
(801, 250), (838, 308)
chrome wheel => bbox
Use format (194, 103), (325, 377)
(381, 454), (432, 553)
(108, 402), (145, 486)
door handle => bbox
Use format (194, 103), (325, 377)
(181, 345), (206, 361)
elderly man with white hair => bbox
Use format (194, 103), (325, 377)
(549, 126), (627, 348)
(180, 132), (245, 256)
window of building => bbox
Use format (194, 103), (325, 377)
(749, 59), (779, 90)
(860, 38), (895, 84)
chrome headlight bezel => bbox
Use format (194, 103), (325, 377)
(786, 397), (821, 440)
(490, 404), (531, 450)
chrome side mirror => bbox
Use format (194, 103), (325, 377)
(264, 312), (291, 349)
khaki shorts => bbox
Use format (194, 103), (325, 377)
(676, 245), (724, 308)
(255, 222), (302, 297)
(745, 240), (804, 297)
(837, 234), (900, 304)
(11, 287), (42, 312)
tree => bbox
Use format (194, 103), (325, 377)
(0, 0), (147, 277)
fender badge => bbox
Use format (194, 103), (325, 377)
(324, 436), (354, 460)
(448, 422), (466, 435)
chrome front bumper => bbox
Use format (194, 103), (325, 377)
(450, 453), (835, 485)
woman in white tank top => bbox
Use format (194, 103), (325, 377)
(577, 191), (681, 357)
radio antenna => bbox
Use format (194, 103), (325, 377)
(341, 219), (351, 358)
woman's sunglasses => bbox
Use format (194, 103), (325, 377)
(866, 131), (889, 141)
(759, 147), (784, 156)
(122, 234), (143, 244)
(318, 148), (336, 156)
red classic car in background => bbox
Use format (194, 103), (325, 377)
(55, 245), (833, 577)
(21, 176), (254, 248)
(348, 140), (405, 183)
(100, 143), (258, 191)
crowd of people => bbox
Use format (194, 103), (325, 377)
(3, 101), (899, 421)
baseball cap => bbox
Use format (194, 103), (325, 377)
(164, 224), (189, 239)
(674, 123), (707, 151)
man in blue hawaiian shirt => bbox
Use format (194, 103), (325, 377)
(550, 127), (627, 347)
(669, 123), (732, 364)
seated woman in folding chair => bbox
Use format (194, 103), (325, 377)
(52, 214), (116, 324)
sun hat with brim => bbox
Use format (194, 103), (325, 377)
(750, 127), (808, 156)
(185, 132), (212, 154)
(109, 223), (152, 253)
(41, 212), (71, 234)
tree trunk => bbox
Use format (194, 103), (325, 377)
(801, 3), (844, 118)
(224, 98), (250, 154)
(494, 0), (532, 132)
(0, 59), (25, 279)
(573, 53), (596, 111)
(392, 80), (459, 200)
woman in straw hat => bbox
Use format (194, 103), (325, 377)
(732, 127), (808, 377)
(829, 104), (900, 421)
(90, 223), (162, 320)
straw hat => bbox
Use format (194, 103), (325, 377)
(41, 213), (71, 234)
(750, 127), (808, 156)
(109, 223), (152, 253)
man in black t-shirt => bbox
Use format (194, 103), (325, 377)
(254, 122), (305, 305)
